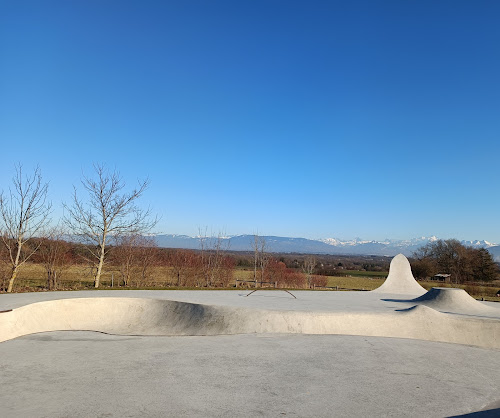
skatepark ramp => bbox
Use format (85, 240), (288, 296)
(0, 297), (499, 349)
(409, 287), (499, 316)
(372, 254), (426, 296)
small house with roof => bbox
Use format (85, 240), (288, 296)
(430, 273), (452, 283)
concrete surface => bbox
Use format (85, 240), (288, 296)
(0, 331), (499, 418)
(372, 254), (427, 295)
(384, 287), (500, 317)
(1, 289), (499, 348)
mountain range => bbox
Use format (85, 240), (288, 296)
(154, 234), (500, 261)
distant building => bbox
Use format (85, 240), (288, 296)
(430, 273), (452, 283)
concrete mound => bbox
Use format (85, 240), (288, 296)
(410, 287), (499, 316)
(1, 296), (499, 349)
(372, 254), (426, 295)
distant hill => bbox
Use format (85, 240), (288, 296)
(154, 234), (199, 249)
(487, 245), (500, 262)
(153, 234), (499, 258)
(154, 234), (337, 253)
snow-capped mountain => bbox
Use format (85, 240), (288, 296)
(320, 236), (497, 249)
(460, 240), (496, 248)
(318, 236), (439, 248)
(317, 236), (496, 250)
(153, 234), (499, 258)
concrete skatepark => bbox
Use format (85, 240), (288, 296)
(0, 254), (499, 417)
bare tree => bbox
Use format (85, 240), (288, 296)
(170, 249), (194, 286)
(136, 235), (158, 286)
(112, 234), (158, 287)
(169, 249), (202, 287)
(0, 165), (51, 292)
(198, 227), (210, 286)
(38, 227), (71, 290)
(252, 234), (259, 286)
(251, 234), (268, 287)
(302, 255), (316, 288)
(111, 234), (138, 286)
(64, 164), (157, 288)
(198, 228), (231, 287)
(258, 239), (269, 286)
(0, 240), (11, 291)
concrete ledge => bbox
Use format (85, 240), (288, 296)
(1, 296), (499, 349)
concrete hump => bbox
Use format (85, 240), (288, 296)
(1, 295), (499, 349)
(410, 287), (499, 314)
(372, 254), (426, 296)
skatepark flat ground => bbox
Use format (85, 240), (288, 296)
(1, 289), (499, 317)
(1, 289), (499, 417)
(1, 331), (500, 417)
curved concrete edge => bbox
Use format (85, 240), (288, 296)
(372, 253), (427, 295)
(1, 297), (499, 349)
(411, 287), (500, 314)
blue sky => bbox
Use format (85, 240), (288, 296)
(1, 1), (499, 242)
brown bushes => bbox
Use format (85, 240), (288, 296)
(266, 258), (307, 289)
(167, 249), (234, 288)
(310, 275), (328, 288)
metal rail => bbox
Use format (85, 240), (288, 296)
(244, 289), (297, 299)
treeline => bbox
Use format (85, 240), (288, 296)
(411, 239), (498, 283)
(0, 235), (328, 291)
(0, 163), (396, 293)
(0, 164), (158, 292)
(2, 235), (498, 292)
(235, 253), (391, 273)
(1, 165), (498, 293)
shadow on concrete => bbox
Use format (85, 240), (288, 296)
(381, 298), (412, 303)
(449, 407), (500, 417)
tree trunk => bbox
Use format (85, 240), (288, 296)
(7, 268), (18, 293)
(7, 241), (23, 293)
(254, 258), (257, 287)
(94, 246), (105, 288)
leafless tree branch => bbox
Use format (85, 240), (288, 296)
(0, 165), (51, 292)
(63, 164), (157, 288)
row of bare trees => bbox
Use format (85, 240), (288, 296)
(197, 230), (232, 287)
(110, 235), (158, 287)
(37, 230), (72, 290)
(0, 161), (238, 291)
(110, 234), (235, 288)
(0, 164), (326, 292)
(0, 164), (157, 292)
(169, 249), (235, 288)
(248, 235), (323, 288)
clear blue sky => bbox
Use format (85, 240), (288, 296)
(1, 1), (499, 242)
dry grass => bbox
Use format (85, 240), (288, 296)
(326, 276), (384, 290)
(233, 269), (254, 281)
(2, 263), (499, 301)
(6, 263), (251, 291)
(5, 263), (178, 291)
